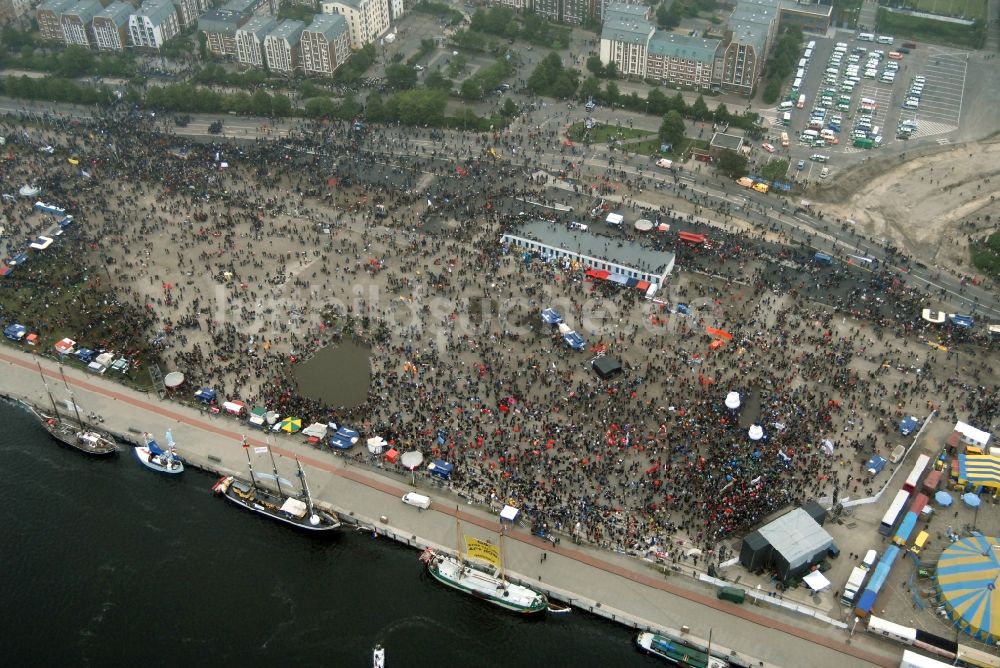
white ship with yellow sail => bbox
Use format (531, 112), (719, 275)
(419, 513), (547, 615)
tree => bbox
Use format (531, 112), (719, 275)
(56, 46), (94, 78)
(762, 78), (781, 104)
(304, 96), (336, 118)
(337, 95), (362, 121)
(646, 88), (667, 116)
(658, 110), (686, 151)
(460, 78), (483, 100)
(604, 81), (620, 106)
(690, 95), (710, 120)
(656, 1), (682, 29)
(365, 92), (386, 122)
(250, 89), (272, 117)
(385, 63), (418, 89)
(604, 62), (618, 79)
(713, 102), (730, 124)
(760, 159), (789, 183)
(500, 98), (518, 117)
(424, 70), (452, 91)
(716, 151), (749, 179)
(271, 93), (292, 117)
(578, 76), (601, 102)
(585, 56), (604, 77)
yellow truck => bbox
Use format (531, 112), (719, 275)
(752, 182), (769, 194)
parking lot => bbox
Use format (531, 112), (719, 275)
(761, 30), (973, 178)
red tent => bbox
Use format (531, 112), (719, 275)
(385, 448), (399, 464)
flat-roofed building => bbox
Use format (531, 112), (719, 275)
(222, 0), (276, 16)
(129, 0), (181, 49)
(92, 1), (132, 50)
(320, 0), (389, 49)
(777, 0), (832, 33)
(36, 0), (75, 42)
(235, 14), (277, 67)
(198, 8), (245, 57)
(598, 3), (654, 79)
(299, 12), (350, 77)
(61, 0), (101, 47)
(716, 20), (766, 96)
(263, 19), (305, 73)
(646, 31), (719, 90)
(502, 219), (675, 288)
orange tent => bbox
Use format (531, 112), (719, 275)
(705, 326), (733, 341)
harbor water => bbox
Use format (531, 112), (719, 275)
(0, 401), (659, 667)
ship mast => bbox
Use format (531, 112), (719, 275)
(296, 459), (315, 516)
(266, 440), (285, 498)
(242, 436), (259, 489)
(455, 505), (464, 564)
(59, 365), (85, 426)
(36, 361), (61, 419)
(499, 521), (507, 583)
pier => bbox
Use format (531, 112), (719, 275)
(0, 348), (899, 668)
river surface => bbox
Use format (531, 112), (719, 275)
(0, 400), (660, 667)
(292, 339), (372, 408)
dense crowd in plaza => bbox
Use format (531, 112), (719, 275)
(1, 106), (997, 564)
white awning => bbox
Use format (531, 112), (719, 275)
(803, 570), (831, 591)
(280, 497), (308, 518)
(301, 422), (328, 438)
(500, 505), (520, 522)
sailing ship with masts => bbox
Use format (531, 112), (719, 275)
(25, 361), (117, 456)
(212, 438), (341, 531)
(419, 510), (548, 614)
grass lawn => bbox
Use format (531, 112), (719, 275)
(877, 8), (986, 49)
(566, 122), (652, 143)
(0, 243), (159, 390)
(906, 0), (987, 20)
(629, 137), (709, 159)
(970, 231), (1000, 279)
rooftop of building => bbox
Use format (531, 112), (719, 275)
(37, 0), (76, 13)
(648, 31), (721, 63)
(64, 0), (102, 21)
(603, 1), (650, 20)
(710, 132), (744, 150)
(222, 0), (261, 13)
(198, 8), (244, 33)
(729, 6), (777, 26)
(777, 0), (833, 17)
(135, 0), (178, 25)
(601, 10), (654, 45)
(266, 18), (306, 45)
(513, 219), (675, 277)
(727, 20), (767, 52)
(303, 12), (348, 39)
(95, 0), (133, 24)
(237, 14), (279, 38)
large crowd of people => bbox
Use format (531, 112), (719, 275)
(1, 105), (997, 565)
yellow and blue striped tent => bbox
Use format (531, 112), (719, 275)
(958, 454), (1000, 491)
(936, 535), (1000, 645)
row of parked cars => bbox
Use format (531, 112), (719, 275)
(903, 75), (926, 111)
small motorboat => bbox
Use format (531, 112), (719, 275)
(372, 643), (385, 668)
(134, 431), (184, 475)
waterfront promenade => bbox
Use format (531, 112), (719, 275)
(0, 348), (901, 668)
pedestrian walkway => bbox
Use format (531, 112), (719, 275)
(0, 348), (900, 668)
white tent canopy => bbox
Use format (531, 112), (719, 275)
(301, 422), (329, 438)
(802, 570), (831, 592)
(606, 213), (624, 226)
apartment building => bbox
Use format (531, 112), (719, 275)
(320, 0), (389, 50)
(198, 8), (245, 57)
(299, 12), (350, 77)
(263, 19), (305, 73)
(36, 0), (75, 42)
(235, 14), (278, 67)
(598, 3), (654, 79)
(61, 0), (101, 47)
(129, 0), (181, 49)
(646, 32), (719, 90)
(91, 1), (132, 50)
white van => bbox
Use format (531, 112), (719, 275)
(877, 35), (894, 45)
(858, 32), (875, 42)
(402, 492), (431, 509)
(807, 40), (816, 49)
(779, 100), (794, 110)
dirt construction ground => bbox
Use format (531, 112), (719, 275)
(814, 136), (1000, 284)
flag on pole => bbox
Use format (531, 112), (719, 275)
(242, 436), (249, 449)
